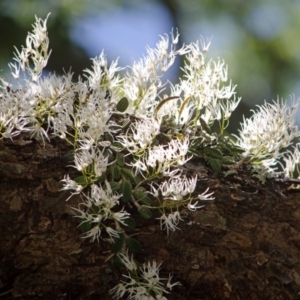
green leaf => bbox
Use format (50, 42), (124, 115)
(120, 118), (132, 132)
(133, 188), (152, 205)
(204, 147), (223, 159)
(121, 179), (132, 203)
(116, 97), (129, 112)
(116, 153), (125, 168)
(138, 206), (152, 219)
(111, 141), (124, 151)
(206, 157), (221, 173)
(61, 150), (75, 163)
(133, 190), (147, 200)
(103, 132), (114, 144)
(111, 256), (123, 268)
(74, 175), (88, 188)
(79, 219), (92, 233)
(95, 172), (107, 184)
(121, 168), (138, 185)
(200, 117), (211, 133)
(140, 196), (152, 206)
(188, 147), (202, 157)
(111, 232), (125, 253)
(123, 217), (136, 229)
(109, 181), (121, 192)
(110, 164), (121, 181)
(125, 237), (141, 252)
(221, 157), (235, 165)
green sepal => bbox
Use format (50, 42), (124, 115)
(116, 97), (129, 112)
(111, 232), (125, 253)
(121, 179), (132, 203)
(125, 237), (141, 252)
(138, 206), (152, 219)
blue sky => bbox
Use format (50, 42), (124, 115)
(70, 2), (173, 67)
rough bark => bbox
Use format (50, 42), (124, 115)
(1, 135), (300, 299)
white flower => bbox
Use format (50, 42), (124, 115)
(128, 136), (190, 178)
(251, 158), (280, 183)
(88, 182), (121, 212)
(282, 144), (300, 177)
(106, 227), (122, 240)
(73, 90), (113, 142)
(235, 97), (300, 162)
(142, 260), (162, 280)
(72, 146), (109, 177)
(10, 14), (51, 82)
(187, 201), (205, 211)
(24, 121), (50, 144)
(112, 209), (131, 226)
(157, 211), (183, 235)
(118, 252), (138, 272)
(80, 224), (101, 242)
(109, 283), (127, 299)
(110, 253), (180, 300)
(198, 187), (215, 200)
(123, 30), (188, 117)
(60, 175), (84, 200)
(70, 182), (124, 241)
(118, 117), (161, 153)
(165, 38), (240, 130)
(150, 176), (197, 201)
(84, 51), (123, 91)
(166, 275), (181, 291)
(148, 136), (191, 173)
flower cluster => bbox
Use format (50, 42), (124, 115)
(2, 14), (300, 299)
(235, 98), (300, 181)
(9, 14), (51, 82)
(110, 252), (180, 300)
